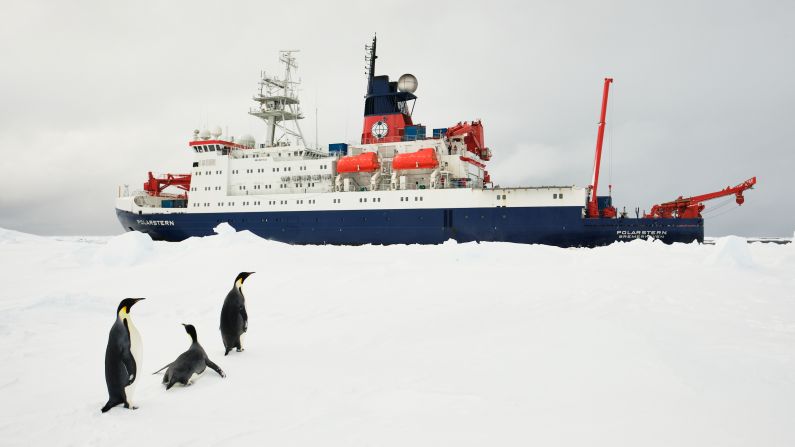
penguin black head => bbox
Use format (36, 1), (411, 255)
(182, 324), (198, 343)
(234, 272), (255, 285)
(117, 297), (145, 315)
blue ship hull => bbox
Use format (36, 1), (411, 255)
(116, 206), (704, 247)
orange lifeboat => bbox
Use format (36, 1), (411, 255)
(336, 152), (380, 173)
(392, 148), (439, 170)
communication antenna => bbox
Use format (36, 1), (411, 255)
(249, 50), (306, 147)
(365, 34), (377, 92)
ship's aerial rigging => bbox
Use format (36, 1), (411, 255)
(249, 50), (306, 148)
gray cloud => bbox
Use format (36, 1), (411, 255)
(0, 0), (792, 236)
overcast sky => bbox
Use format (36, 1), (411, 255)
(0, 0), (792, 237)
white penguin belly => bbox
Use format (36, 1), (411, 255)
(125, 318), (143, 401)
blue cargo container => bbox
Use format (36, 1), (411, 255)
(432, 128), (448, 138)
(403, 125), (426, 141)
(328, 143), (348, 156)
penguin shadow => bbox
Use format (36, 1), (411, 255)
(152, 324), (226, 389)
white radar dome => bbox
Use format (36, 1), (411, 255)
(199, 128), (210, 140)
(398, 73), (418, 93)
(211, 126), (222, 138)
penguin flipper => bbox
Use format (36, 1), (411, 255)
(121, 320), (137, 383)
(205, 358), (226, 378)
(151, 362), (173, 375)
(240, 305), (248, 332)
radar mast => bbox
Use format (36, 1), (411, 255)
(249, 50), (306, 147)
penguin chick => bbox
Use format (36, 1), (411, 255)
(220, 272), (254, 355)
(153, 324), (225, 389)
(102, 297), (145, 413)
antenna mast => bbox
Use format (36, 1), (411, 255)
(249, 50), (306, 147)
(365, 35), (377, 92)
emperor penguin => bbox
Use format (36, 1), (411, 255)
(153, 324), (226, 389)
(102, 297), (145, 413)
(220, 272), (254, 355)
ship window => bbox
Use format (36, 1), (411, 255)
(553, 194), (558, 199)
(560, 193), (563, 199)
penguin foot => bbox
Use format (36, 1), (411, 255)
(236, 347), (244, 352)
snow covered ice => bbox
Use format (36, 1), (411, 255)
(1, 228), (794, 446)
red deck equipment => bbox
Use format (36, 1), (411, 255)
(645, 177), (757, 219)
(392, 148), (439, 170)
(445, 120), (491, 161)
(336, 152), (380, 173)
(587, 78), (615, 218)
(144, 172), (191, 197)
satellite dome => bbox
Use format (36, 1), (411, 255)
(398, 73), (418, 93)
(199, 128), (210, 140)
(211, 126), (222, 138)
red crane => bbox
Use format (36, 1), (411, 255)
(587, 78), (615, 218)
(445, 120), (491, 161)
(143, 172), (192, 197)
(645, 177), (757, 219)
